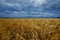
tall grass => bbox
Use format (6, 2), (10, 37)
(0, 18), (60, 40)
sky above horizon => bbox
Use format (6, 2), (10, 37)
(0, 0), (60, 18)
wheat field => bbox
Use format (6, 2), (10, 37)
(0, 18), (60, 40)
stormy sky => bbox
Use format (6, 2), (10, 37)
(0, 0), (60, 18)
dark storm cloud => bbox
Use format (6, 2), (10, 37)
(0, 0), (60, 18)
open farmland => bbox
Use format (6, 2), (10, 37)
(0, 18), (60, 40)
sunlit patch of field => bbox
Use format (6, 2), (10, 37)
(0, 18), (60, 40)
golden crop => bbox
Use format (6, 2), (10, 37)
(0, 18), (60, 40)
